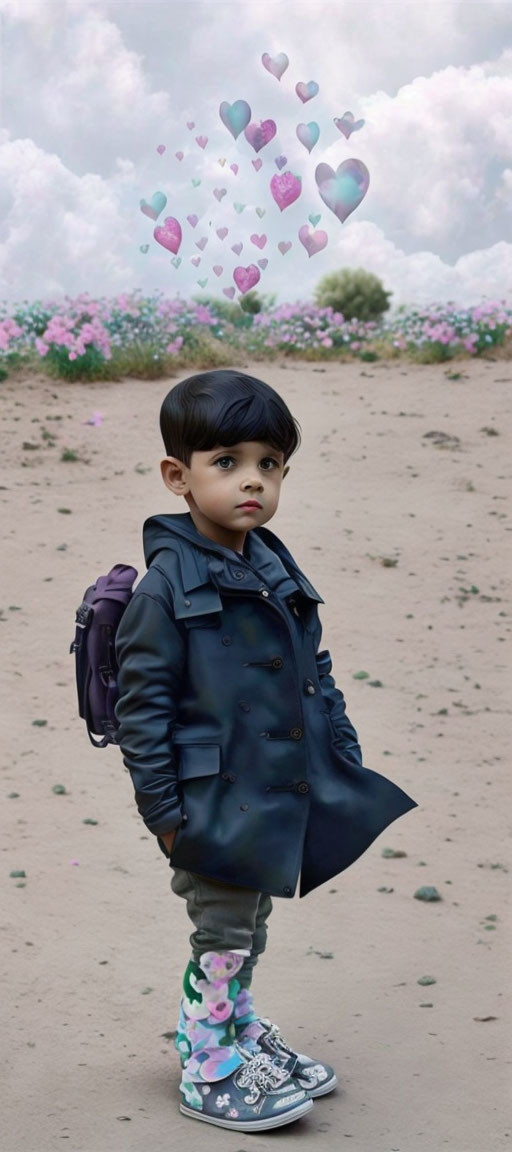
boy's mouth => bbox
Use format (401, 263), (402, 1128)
(237, 500), (262, 510)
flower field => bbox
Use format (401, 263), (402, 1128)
(0, 291), (510, 381)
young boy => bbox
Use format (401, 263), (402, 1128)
(114, 369), (418, 1133)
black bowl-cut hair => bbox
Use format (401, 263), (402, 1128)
(159, 369), (301, 468)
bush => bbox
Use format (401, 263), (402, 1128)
(314, 268), (393, 322)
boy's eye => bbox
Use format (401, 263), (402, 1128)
(214, 456), (279, 470)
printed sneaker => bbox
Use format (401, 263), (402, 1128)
(179, 1041), (314, 1131)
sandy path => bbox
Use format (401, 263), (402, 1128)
(1, 357), (510, 1151)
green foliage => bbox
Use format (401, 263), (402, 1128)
(314, 268), (393, 322)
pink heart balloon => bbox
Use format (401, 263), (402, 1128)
(223, 287), (236, 299)
(261, 52), (289, 81)
(157, 144), (166, 155)
(252, 159), (263, 172)
(295, 80), (319, 103)
(274, 154), (287, 170)
(250, 233), (267, 249)
(214, 188), (227, 201)
(191, 256), (201, 267)
(257, 258), (268, 270)
(196, 135), (208, 149)
(187, 214), (198, 228)
(196, 237), (208, 251)
(334, 112), (365, 139)
(278, 241), (292, 255)
(244, 119), (276, 153)
(216, 227), (228, 240)
(153, 216), (182, 254)
(230, 163), (239, 175)
(270, 171), (302, 212)
(186, 121), (195, 130)
(298, 224), (328, 257)
(231, 242), (243, 255)
(233, 264), (261, 294)
(175, 151), (184, 161)
(213, 265), (223, 277)
(315, 159), (370, 223)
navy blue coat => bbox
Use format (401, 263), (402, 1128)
(114, 512), (417, 898)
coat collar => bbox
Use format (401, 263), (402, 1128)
(143, 512), (324, 605)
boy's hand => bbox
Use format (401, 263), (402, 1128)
(160, 828), (177, 854)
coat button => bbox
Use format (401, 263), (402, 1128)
(240, 803), (249, 811)
(271, 656), (283, 669)
(221, 636), (232, 645)
(283, 886), (292, 896)
(306, 685), (315, 695)
(238, 700), (251, 712)
(290, 727), (303, 740)
(260, 588), (269, 597)
(296, 781), (310, 794)
(184, 599), (191, 607)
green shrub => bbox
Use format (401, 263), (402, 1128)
(314, 268), (393, 322)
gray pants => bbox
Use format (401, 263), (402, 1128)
(170, 867), (273, 990)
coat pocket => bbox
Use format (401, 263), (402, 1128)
(177, 744), (221, 781)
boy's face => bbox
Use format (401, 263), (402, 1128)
(160, 440), (290, 552)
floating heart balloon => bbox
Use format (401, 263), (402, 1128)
(191, 178), (201, 187)
(270, 171), (302, 212)
(213, 265), (223, 276)
(234, 203), (246, 213)
(309, 213), (321, 226)
(153, 216), (182, 254)
(257, 258), (268, 270)
(186, 121), (195, 130)
(214, 188), (227, 201)
(175, 151), (184, 162)
(250, 233), (267, 249)
(261, 52), (289, 81)
(230, 163), (239, 175)
(140, 191), (167, 221)
(255, 207), (266, 218)
(196, 237), (208, 250)
(315, 159), (370, 223)
(278, 241), (292, 255)
(296, 80), (319, 103)
(244, 119), (276, 153)
(223, 287), (236, 299)
(334, 111), (365, 139)
(298, 224), (328, 257)
(233, 264), (260, 294)
(216, 227), (229, 240)
(139, 244), (149, 253)
(274, 154), (287, 171)
(231, 242), (243, 255)
(252, 159), (263, 172)
(218, 158), (227, 166)
(171, 256), (181, 268)
(197, 278), (208, 288)
(191, 255), (201, 266)
(196, 135), (208, 149)
(156, 144), (166, 155)
(187, 214), (199, 228)
(296, 122), (320, 153)
(219, 99), (252, 140)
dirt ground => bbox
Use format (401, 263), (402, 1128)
(1, 357), (510, 1152)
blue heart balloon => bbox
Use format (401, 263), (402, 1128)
(219, 99), (252, 140)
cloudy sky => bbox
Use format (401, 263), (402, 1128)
(0, 0), (511, 312)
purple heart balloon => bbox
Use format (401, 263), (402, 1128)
(298, 224), (328, 258)
(278, 241), (292, 255)
(187, 214), (199, 228)
(233, 264), (261, 294)
(334, 111), (365, 139)
(274, 154), (287, 171)
(315, 159), (370, 223)
(244, 119), (276, 153)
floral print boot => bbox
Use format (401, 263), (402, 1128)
(174, 950), (314, 1131)
(234, 985), (338, 1098)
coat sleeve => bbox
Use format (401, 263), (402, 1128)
(114, 590), (186, 836)
(313, 614), (363, 769)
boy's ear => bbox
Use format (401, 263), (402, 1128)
(160, 456), (188, 493)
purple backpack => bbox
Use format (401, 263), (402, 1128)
(70, 564), (138, 747)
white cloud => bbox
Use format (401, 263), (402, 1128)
(0, 0), (511, 308)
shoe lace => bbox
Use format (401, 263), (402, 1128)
(265, 1022), (294, 1057)
(235, 1049), (291, 1093)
